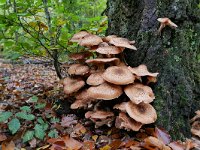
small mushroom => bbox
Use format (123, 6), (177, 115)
(128, 64), (159, 77)
(68, 51), (93, 61)
(113, 102), (127, 112)
(157, 18), (178, 34)
(109, 37), (137, 50)
(87, 82), (123, 100)
(102, 35), (118, 42)
(86, 71), (105, 86)
(71, 89), (95, 109)
(115, 112), (143, 131)
(124, 83), (155, 104)
(68, 64), (90, 76)
(125, 101), (157, 124)
(79, 34), (103, 47)
(70, 31), (91, 42)
(102, 66), (135, 85)
(96, 46), (124, 55)
(63, 77), (85, 94)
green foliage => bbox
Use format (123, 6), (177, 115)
(0, 111), (12, 122)
(0, 96), (59, 142)
(0, 0), (107, 60)
(8, 118), (20, 134)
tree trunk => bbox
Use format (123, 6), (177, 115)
(106, 0), (200, 139)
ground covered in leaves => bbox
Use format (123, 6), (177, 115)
(0, 57), (200, 150)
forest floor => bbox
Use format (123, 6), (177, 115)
(0, 56), (200, 150)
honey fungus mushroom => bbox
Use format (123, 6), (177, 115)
(70, 30), (91, 42)
(115, 112), (142, 131)
(85, 110), (115, 128)
(157, 18), (178, 33)
(109, 37), (137, 50)
(68, 64), (90, 76)
(125, 101), (157, 124)
(86, 71), (105, 86)
(63, 77), (85, 94)
(102, 66), (135, 85)
(87, 82), (123, 100)
(124, 83), (155, 104)
(79, 34), (103, 47)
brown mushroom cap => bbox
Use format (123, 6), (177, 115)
(69, 51), (93, 61)
(86, 58), (120, 66)
(115, 112), (143, 131)
(157, 18), (178, 28)
(102, 66), (135, 85)
(68, 64), (90, 76)
(71, 89), (95, 109)
(63, 77), (85, 94)
(86, 72), (105, 86)
(87, 82), (123, 100)
(85, 110), (114, 119)
(96, 46), (124, 55)
(79, 34), (103, 47)
(102, 35), (118, 42)
(124, 83), (155, 104)
(128, 64), (159, 77)
(125, 101), (157, 124)
(70, 31), (91, 42)
(109, 37), (137, 50)
(113, 102), (127, 112)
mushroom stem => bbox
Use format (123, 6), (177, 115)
(120, 53), (128, 65)
(158, 24), (165, 35)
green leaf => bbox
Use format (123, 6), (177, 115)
(16, 112), (35, 121)
(0, 111), (12, 122)
(34, 103), (46, 109)
(23, 130), (34, 143)
(34, 124), (45, 140)
(8, 118), (20, 134)
(20, 106), (31, 113)
(0, 0), (6, 5)
(48, 129), (58, 138)
(27, 96), (38, 103)
(37, 117), (45, 124)
(50, 117), (60, 123)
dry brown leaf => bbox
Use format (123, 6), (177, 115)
(0, 133), (7, 142)
(1, 141), (15, 150)
(61, 114), (78, 127)
(155, 127), (171, 144)
(63, 136), (83, 150)
(168, 141), (185, 150)
(109, 140), (122, 150)
(70, 123), (87, 138)
(82, 141), (95, 150)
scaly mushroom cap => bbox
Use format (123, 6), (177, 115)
(115, 112), (143, 131)
(109, 37), (137, 50)
(113, 102), (127, 112)
(125, 101), (157, 124)
(87, 82), (123, 100)
(102, 35), (118, 42)
(128, 64), (159, 77)
(70, 31), (91, 42)
(86, 58), (120, 66)
(68, 64), (90, 76)
(63, 77), (85, 94)
(86, 72), (105, 86)
(69, 51), (93, 61)
(157, 18), (178, 28)
(79, 34), (103, 47)
(96, 46), (124, 55)
(71, 89), (94, 109)
(102, 66), (135, 85)
(124, 83), (155, 104)
(85, 110), (114, 119)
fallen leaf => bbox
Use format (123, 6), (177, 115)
(61, 114), (78, 127)
(155, 127), (171, 144)
(109, 140), (122, 150)
(82, 141), (95, 150)
(63, 136), (83, 150)
(1, 141), (15, 150)
(100, 145), (111, 150)
(168, 141), (185, 150)
(0, 133), (7, 142)
(92, 135), (98, 142)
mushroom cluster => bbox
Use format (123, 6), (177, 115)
(63, 31), (159, 131)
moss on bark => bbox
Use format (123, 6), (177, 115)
(106, 0), (200, 139)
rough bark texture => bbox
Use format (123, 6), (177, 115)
(106, 0), (200, 139)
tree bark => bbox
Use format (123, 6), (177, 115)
(106, 0), (200, 139)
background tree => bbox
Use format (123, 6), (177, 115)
(106, 0), (200, 139)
